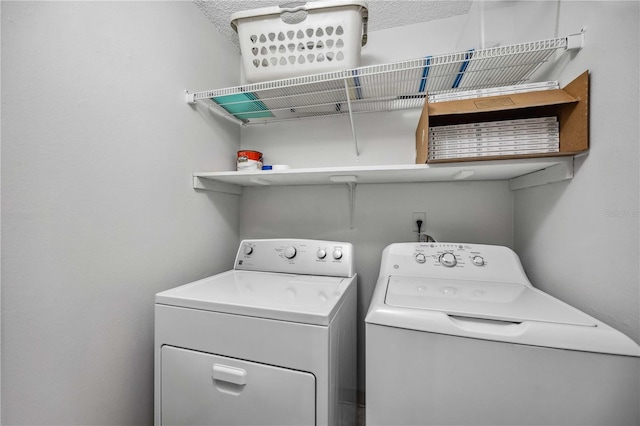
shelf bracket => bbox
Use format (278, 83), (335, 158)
(330, 175), (357, 229)
(508, 158), (574, 190)
(193, 176), (243, 195)
(343, 78), (360, 158)
(185, 91), (196, 105)
(565, 30), (585, 51)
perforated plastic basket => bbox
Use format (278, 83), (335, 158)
(231, 1), (368, 83)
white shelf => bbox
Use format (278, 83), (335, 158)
(189, 32), (584, 200)
(187, 35), (582, 125)
(194, 157), (574, 194)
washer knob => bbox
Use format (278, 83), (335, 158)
(415, 253), (426, 264)
(440, 252), (457, 267)
(244, 246), (253, 255)
(472, 255), (485, 266)
(317, 249), (327, 259)
(332, 249), (343, 260)
(284, 246), (297, 259)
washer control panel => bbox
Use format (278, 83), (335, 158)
(407, 243), (486, 269)
(235, 239), (355, 278)
(381, 242), (528, 284)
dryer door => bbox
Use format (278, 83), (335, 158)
(161, 346), (315, 426)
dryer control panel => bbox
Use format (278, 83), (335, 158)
(380, 242), (530, 285)
(235, 239), (355, 278)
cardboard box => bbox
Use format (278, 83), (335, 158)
(416, 70), (589, 164)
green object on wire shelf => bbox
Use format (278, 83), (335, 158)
(212, 92), (273, 121)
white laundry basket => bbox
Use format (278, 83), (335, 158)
(231, 1), (368, 83)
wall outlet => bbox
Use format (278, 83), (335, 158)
(412, 212), (426, 232)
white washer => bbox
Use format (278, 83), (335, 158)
(365, 242), (640, 426)
(155, 239), (357, 426)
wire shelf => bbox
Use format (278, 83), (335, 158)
(189, 36), (577, 125)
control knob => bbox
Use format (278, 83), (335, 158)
(284, 246), (297, 259)
(415, 253), (426, 264)
(317, 249), (327, 259)
(332, 249), (343, 260)
(472, 255), (485, 266)
(244, 246), (253, 255)
(439, 252), (457, 268)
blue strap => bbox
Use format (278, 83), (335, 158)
(419, 56), (432, 93)
(452, 49), (474, 88)
(352, 69), (362, 100)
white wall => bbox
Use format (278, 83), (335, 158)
(514, 1), (640, 344)
(1, 2), (240, 424)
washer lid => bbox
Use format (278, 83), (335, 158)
(155, 270), (354, 326)
(385, 276), (597, 327)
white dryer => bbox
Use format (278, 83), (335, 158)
(155, 239), (357, 426)
(365, 242), (640, 426)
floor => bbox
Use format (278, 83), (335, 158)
(357, 404), (366, 426)
(341, 402), (365, 426)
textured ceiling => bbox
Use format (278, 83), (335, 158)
(194, 0), (474, 51)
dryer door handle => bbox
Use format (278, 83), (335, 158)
(212, 364), (247, 386)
